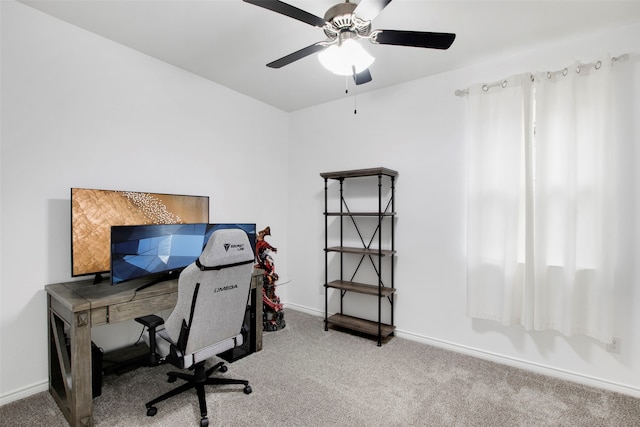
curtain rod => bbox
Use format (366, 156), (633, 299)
(454, 53), (630, 97)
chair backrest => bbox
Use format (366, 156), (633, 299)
(163, 228), (255, 356)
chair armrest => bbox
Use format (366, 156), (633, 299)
(135, 315), (165, 365)
(135, 314), (164, 329)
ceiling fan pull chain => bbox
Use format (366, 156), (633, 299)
(354, 90), (358, 115)
(352, 66), (357, 114)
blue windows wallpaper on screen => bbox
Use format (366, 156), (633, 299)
(110, 223), (256, 285)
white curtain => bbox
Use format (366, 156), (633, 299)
(466, 74), (533, 326)
(466, 57), (632, 342)
(531, 61), (615, 341)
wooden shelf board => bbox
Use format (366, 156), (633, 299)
(325, 246), (396, 256)
(326, 313), (395, 337)
(325, 212), (396, 217)
(325, 280), (395, 297)
(320, 167), (398, 180)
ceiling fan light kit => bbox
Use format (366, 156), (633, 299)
(243, 0), (455, 84)
(318, 35), (375, 76)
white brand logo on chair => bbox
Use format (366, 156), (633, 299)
(223, 243), (245, 252)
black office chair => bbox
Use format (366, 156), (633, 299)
(135, 228), (254, 427)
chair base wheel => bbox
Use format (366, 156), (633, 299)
(147, 406), (157, 417)
(201, 416), (209, 427)
(244, 385), (252, 394)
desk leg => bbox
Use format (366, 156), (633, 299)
(249, 281), (263, 353)
(71, 309), (93, 427)
(48, 296), (93, 427)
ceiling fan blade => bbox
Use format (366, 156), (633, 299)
(243, 0), (327, 27)
(354, 0), (393, 22)
(267, 43), (328, 68)
(374, 30), (456, 49)
(353, 68), (373, 85)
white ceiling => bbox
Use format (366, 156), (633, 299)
(19, 0), (640, 112)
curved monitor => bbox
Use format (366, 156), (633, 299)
(110, 223), (256, 285)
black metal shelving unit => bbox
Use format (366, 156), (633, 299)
(320, 167), (397, 346)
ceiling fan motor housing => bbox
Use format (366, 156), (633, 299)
(323, 1), (371, 40)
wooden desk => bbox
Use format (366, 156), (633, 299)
(46, 271), (263, 427)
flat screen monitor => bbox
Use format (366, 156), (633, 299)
(110, 223), (256, 285)
(71, 188), (209, 280)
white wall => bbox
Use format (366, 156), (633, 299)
(286, 24), (640, 395)
(0, 1), (289, 401)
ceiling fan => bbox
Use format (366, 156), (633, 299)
(243, 0), (456, 85)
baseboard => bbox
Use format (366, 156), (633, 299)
(0, 380), (48, 407)
(283, 302), (322, 317)
(284, 302), (640, 398)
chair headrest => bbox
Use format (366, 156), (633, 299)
(197, 228), (254, 270)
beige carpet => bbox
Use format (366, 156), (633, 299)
(2, 309), (639, 426)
